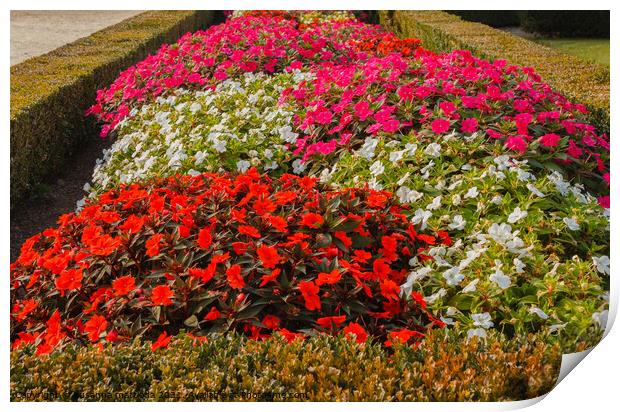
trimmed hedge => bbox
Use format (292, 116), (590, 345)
(378, 11), (610, 133)
(11, 331), (562, 402)
(10, 11), (216, 207)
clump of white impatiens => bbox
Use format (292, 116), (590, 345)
(90, 71), (312, 192)
(314, 130), (610, 341)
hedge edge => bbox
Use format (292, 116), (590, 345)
(378, 11), (610, 133)
(11, 331), (562, 402)
(10, 11), (216, 208)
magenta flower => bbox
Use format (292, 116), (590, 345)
(431, 118), (451, 134)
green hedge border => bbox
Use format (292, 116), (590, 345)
(378, 11), (610, 133)
(10, 11), (216, 207)
(11, 331), (562, 401)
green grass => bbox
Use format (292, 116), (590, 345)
(534, 38), (610, 66)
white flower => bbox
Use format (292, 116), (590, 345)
(489, 267), (512, 289)
(425, 288), (447, 304)
(529, 307), (549, 320)
(278, 125), (298, 143)
(440, 316), (455, 326)
(357, 137), (378, 160)
(212, 138), (227, 153)
(448, 215), (466, 231)
(462, 278), (479, 293)
(507, 207), (528, 224)
(369, 160), (385, 176)
(471, 312), (494, 329)
(513, 258), (526, 274)
(236, 160), (251, 173)
(490, 195), (503, 205)
(411, 208), (432, 230)
(396, 186), (423, 203)
(592, 256), (610, 276)
(292, 159), (306, 174)
(423, 142), (441, 157)
(443, 266), (464, 286)
(464, 187), (479, 199)
(389, 150), (404, 163)
(467, 328), (487, 339)
(452, 194), (462, 206)
(563, 217), (580, 231)
(426, 195), (442, 211)
(526, 183), (545, 197)
(592, 310), (609, 330)
(488, 223), (513, 244)
(189, 102), (202, 113)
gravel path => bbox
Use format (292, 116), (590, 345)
(11, 10), (141, 65)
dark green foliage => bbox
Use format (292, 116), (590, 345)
(520, 11), (609, 37)
(449, 10), (521, 27)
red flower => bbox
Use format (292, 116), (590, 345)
(12, 299), (38, 322)
(151, 331), (172, 351)
(204, 306), (221, 321)
(300, 213), (324, 228)
(380, 235), (398, 262)
(259, 268), (281, 287)
(417, 234), (436, 245)
(197, 227), (213, 249)
(316, 269), (342, 286)
(316, 315), (346, 329)
(226, 264), (245, 289)
(55, 268), (83, 296)
(119, 215), (146, 234)
(145, 234), (164, 257)
(334, 231), (352, 249)
(262, 314), (281, 329)
(188, 267), (215, 283)
(380, 279), (401, 302)
(353, 249), (371, 263)
(277, 328), (305, 343)
(366, 193), (388, 208)
(411, 291), (427, 310)
(238, 225), (261, 238)
(257, 244), (282, 268)
(112, 275), (136, 297)
(298, 280), (321, 311)
(343, 322), (369, 343)
(88, 234), (122, 256)
(385, 328), (424, 346)
(372, 258), (391, 280)
(151, 285), (173, 306)
(84, 315), (107, 342)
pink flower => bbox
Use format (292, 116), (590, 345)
(539, 133), (560, 148)
(598, 196), (610, 208)
(431, 118), (450, 134)
(460, 118), (478, 133)
(505, 135), (528, 153)
(514, 113), (533, 135)
(314, 107), (333, 125)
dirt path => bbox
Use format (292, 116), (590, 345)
(11, 10), (141, 65)
(10, 136), (112, 262)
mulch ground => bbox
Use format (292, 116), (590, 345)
(10, 137), (111, 262)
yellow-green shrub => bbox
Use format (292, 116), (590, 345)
(11, 331), (562, 402)
(378, 11), (609, 133)
(10, 11), (216, 207)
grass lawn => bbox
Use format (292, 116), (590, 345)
(534, 38), (610, 66)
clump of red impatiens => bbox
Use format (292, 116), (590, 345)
(11, 169), (447, 354)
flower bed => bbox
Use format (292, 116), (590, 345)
(11, 9), (609, 373)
